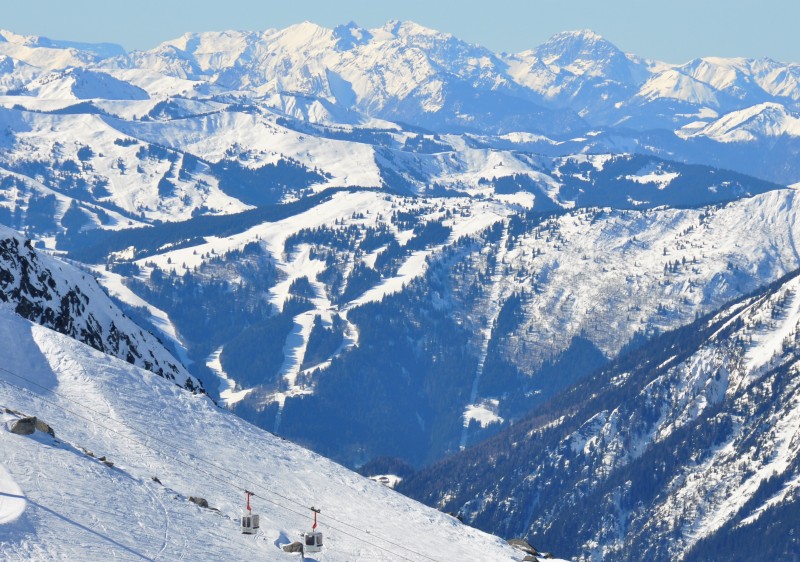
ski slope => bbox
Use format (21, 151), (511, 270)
(0, 307), (526, 561)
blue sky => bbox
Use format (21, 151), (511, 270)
(4, 0), (797, 63)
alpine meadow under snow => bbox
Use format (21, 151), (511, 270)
(1, 18), (799, 561)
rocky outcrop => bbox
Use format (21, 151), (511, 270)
(0, 228), (202, 392)
(189, 496), (209, 508)
(9, 416), (55, 437)
(282, 541), (304, 553)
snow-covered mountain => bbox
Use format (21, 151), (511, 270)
(0, 22), (799, 185)
(401, 269), (800, 560)
(677, 101), (800, 142)
(0, 306), (535, 561)
(0, 17), (794, 468)
(0, 21), (799, 560)
(505, 29), (652, 116)
(39, 181), (795, 471)
(0, 225), (199, 390)
(103, 21), (577, 135)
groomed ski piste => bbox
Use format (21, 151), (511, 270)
(128, 190), (512, 410)
(0, 306), (536, 561)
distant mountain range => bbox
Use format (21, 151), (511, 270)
(0, 21), (799, 561)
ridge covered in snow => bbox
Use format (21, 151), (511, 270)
(0, 307), (531, 561)
(402, 269), (800, 560)
(0, 225), (199, 390)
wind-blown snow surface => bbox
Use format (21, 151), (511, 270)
(0, 464), (24, 526)
(0, 308), (525, 561)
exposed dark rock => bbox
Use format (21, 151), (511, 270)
(189, 496), (209, 508)
(282, 541), (304, 553)
(34, 418), (55, 437)
(9, 416), (54, 437)
(9, 417), (36, 435)
(508, 538), (540, 556)
(1, 232), (201, 392)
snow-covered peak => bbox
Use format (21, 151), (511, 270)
(0, 29), (28, 44)
(0, 38), (93, 70)
(267, 20), (336, 50)
(156, 29), (259, 74)
(529, 29), (630, 75)
(378, 19), (452, 41)
(749, 57), (800, 101)
(636, 68), (721, 106)
(504, 28), (649, 110)
(26, 67), (150, 101)
(0, 28), (124, 58)
(0, 29), (124, 70)
(678, 101), (800, 142)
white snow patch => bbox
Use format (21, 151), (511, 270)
(205, 346), (253, 406)
(369, 474), (403, 489)
(92, 266), (191, 366)
(743, 278), (800, 373)
(0, 460), (25, 525)
(625, 170), (680, 190)
(463, 399), (504, 428)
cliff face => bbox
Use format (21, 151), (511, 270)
(0, 227), (200, 391)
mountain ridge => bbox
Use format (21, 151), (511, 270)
(400, 268), (800, 560)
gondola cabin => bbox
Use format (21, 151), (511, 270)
(241, 513), (260, 535)
(304, 506), (323, 553)
(304, 531), (323, 553)
(241, 491), (259, 535)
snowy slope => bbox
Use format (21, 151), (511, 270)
(25, 68), (149, 101)
(0, 225), (199, 390)
(0, 307), (529, 561)
(677, 102), (800, 142)
(402, 270), (800, 561)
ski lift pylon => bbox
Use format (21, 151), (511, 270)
(241, 490), (259, 534)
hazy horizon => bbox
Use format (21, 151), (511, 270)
(3, 0), (799, 64)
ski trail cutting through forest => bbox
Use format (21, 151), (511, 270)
(271, 245), (336, 432)
(460, 220), (509, 450)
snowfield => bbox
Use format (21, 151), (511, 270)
(0, 308), (527, 561)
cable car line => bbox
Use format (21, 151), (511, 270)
(0, 370), (428, 561)
(0, 366), (441, 561)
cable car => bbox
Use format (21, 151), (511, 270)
(241, 491), (259, 535)
(304, 531), (323, 553)
(304, 507), (323, 553)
